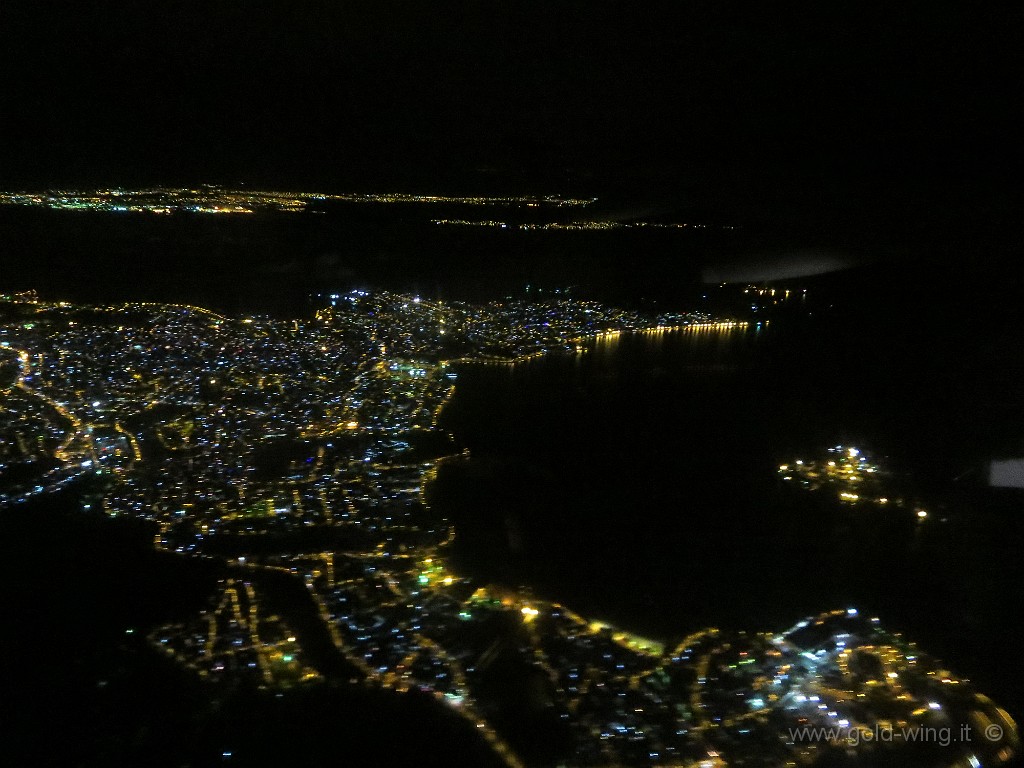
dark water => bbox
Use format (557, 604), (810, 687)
(432, 318), (1024, 720)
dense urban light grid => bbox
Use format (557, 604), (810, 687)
(1, 289), (1016, 767)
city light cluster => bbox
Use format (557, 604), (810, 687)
(0, 187), (595, 215)
(3, 292), (1008, 767)
(431, 219), (736, 231)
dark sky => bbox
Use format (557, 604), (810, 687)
(1, 2), (1020, 227)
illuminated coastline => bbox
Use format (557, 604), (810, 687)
(1, 291), (1015, 767)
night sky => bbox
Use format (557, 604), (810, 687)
(1, 2), (1021, 228)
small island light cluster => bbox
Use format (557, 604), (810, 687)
(779, 445), (930, 518)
